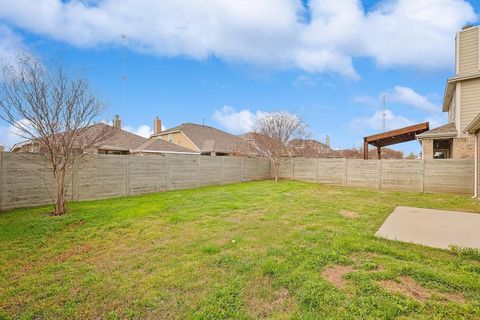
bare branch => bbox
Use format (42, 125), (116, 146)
(0, 54), (111, 215)
(249, 111), (310, 181)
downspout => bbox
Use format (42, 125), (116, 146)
(474, 133), (478, 198)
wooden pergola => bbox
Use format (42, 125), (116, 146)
(363, 122), (429, 160)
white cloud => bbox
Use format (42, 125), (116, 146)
(212, 105), (266, 134)
(385, 86), (438, 113)
(349, 109), (413, 133)
(354, 86), (440, 113)
(0, 24), (26, 78)
(123, 124), (152, 138)
(0, 0), (476, 78)
(0, 119), (32, 150)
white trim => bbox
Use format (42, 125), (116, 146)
(478, 27), (480, 71)
(416, 132), (457, 139)
(456, 31), (460, 74)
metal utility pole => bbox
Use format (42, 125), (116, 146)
(382, 95), (386, 132)
(120, 34), (127, 111)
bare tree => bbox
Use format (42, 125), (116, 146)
(251, 112), (309, 181)
(0, 54), (112, 215)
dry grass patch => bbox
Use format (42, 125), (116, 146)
(379, 276), (465, 303)
(339, 210), (359, 219)
(57, 244), (92, 262)
(321, 265), (354, 290)
(243, 276), (297, 319)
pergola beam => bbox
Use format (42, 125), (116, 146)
(363, 122), (429, 160)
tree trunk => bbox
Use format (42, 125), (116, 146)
(273, 159), (279, 182)
(53, 168), (66, 215)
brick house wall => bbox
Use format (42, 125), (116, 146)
(422, 135), (475, 159)
(452, 135), (475, 159)
(422, 139), (433, 159)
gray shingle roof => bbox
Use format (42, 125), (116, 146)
(13, 123), (193, 154)
(160, 123), (247, 153)
(88, 123), (148, 151)
(416, 122), (457, 138)
(132, 138), (199, 154)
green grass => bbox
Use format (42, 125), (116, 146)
(1, 181), (480, 319)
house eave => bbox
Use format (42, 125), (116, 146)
(416, 132), (458, 140)
(132, 149), (200, 155)
(465, 113), (480, 134)
(443, 72), (480, 111)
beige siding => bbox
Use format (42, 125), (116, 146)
(458, 27), (479, 74)
(156, 132), (199, 151)
(460, 78), (480, 131)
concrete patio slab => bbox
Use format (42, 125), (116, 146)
(375, 206), (480, 250)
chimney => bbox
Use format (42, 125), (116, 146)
(456, 25), (479, 75)
(113, 115), (121, 129)
(154, 116), (162, 134)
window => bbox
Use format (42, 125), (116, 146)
(432, 139), (452, 159)
(98, 149), (129, 155)
(168, 134), (173, 143)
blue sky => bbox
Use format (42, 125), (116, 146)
(0, 0), (479, 154)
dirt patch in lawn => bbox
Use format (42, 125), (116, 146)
(244, 275), (296, 318)
(58, 244), (92, 262)
(339, 210), (359, 219)
(379, 276), (464, 303)
(321, 265), (354, 289)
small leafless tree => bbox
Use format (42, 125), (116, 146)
(251, 112), (309, 181)
(0, 54), (112, 215)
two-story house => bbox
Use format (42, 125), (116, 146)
(417, 25), (480, 160)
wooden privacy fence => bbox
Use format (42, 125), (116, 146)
(279, 157), (474, 194)
(0, 152), (271, 210)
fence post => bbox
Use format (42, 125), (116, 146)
(221, 156), (224, 185)
(421, 159), (425, 193)
(378, 160), (382, 190)
(125, 156), (130, 196)
(165, 153), (169, 191)
(241, 158), (244, 182)
(197, 155), (200, 187)
(291, 157), (294, 180)
(344, 158), (348, 186)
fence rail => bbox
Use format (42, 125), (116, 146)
(0, 152), (271, 210)
(279, 157), (474, 194)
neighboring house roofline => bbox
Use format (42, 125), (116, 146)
(131, 149), (200, 155)
(151, 130), (201, 152)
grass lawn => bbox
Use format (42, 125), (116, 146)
(1, 181), (480, 319)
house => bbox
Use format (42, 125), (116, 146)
(151, 121), (250, 156)
(11, 115), (198, 156)
(417, 25), (480, 159)
(288, 138), (333, 157)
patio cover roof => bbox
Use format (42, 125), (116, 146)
(363, 122), (429, 159)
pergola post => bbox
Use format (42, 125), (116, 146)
(377, 146), (381, 159)
(363, 138), (369, 160)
